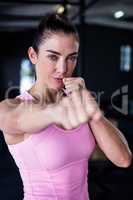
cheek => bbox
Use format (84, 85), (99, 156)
(67, 62), (76, 74)
(66, 68), (74, 77)
(38, 59), (55, 74)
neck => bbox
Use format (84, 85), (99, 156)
(28, 82), (64, 104)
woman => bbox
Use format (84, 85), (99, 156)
(0, 13), (132, 200)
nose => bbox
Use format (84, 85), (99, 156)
(56, 61), (67, 74)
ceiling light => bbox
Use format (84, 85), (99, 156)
(114, 11), (125, 19)
(57, 5), (65, 14)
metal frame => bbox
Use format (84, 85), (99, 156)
(0, 1), (80, 6)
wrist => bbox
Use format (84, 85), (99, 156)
(90, 110), (104, 125)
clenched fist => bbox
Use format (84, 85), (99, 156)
(62, 77), (86, 95)
(53, 88), (102, 130)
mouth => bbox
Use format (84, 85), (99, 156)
(53, 77), (64, 84)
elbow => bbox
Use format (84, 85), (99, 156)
(116, 153), (132, 168)
(122, 154), (132, 168)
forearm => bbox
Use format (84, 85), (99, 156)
(90, 116), (132, 167)
(3, 102), (55, 134)
(18, 105), (54, 133)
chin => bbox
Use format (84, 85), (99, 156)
(54, 86), (63, 91)
(49, 84), (63, 91)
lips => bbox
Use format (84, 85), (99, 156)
(53, 77), (64, 84)
(55, 78), (63, 82)
(54, 77), (64, 79)
(53, 76), (64, 81)
(55, 77), (62, 80)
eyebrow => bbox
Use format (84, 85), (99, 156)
(46, 50), (78, 56)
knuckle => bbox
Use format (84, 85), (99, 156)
(79, 116), (88, 124)
(71, 89), (80, 97)
(79, 77), (84, 82)
(61, 97), (69, 104)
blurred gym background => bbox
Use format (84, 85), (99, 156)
(0, 0), (133, 200)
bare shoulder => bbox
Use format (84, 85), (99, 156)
(3, 133), (25, 145)
(3, 132), (32, 145)
(0, 98), (24, 144)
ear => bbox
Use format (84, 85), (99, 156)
(28, 47), (38, 64)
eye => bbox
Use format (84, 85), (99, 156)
(68, 56), (77, 62)
(48, 54), (58, 62)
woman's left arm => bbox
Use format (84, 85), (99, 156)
(90, 115), (132, 168)
(63, 77), (132, 168)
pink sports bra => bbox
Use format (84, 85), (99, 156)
(7, 91), (96, 200)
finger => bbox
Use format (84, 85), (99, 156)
(63, 78), (80, 86)
(56, 104), (72, 130)
(64, 78), (80, 84)
(64, 77), (85, 83)
(82, 89), (102, 122)
(63, 77), (75, 82)
(82, 90), (95, 112)
(65, 79), (85, 90)
(70, 90), (88, 123)
(64, 88), (77, 95)
(65, 84), (80, 91)
(63, 83), (80, 96)
(61, 96), (79, 128)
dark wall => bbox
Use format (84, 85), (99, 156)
(79, 25), (133, 100)
(78, 25), (133, 146)
(0, 30), (34, 100)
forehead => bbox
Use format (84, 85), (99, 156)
(39, 33), (79, 53)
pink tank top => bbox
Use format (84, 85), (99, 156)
(7, 91), (96, 200)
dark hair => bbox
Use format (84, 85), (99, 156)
(32, 13), (79, 53)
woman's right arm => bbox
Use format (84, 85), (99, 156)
(0, 89), (96, 135)
(0, 98), (55, 135)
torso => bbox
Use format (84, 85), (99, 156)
(6, 91), (96, 200)
(7, 122), (95, 200)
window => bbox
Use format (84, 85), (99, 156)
(20, 59), (35, 93)
(120, 45), (132, 72)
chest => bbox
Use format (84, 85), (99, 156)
(8, 124), (96, 171)
(33, 124), (96, 170)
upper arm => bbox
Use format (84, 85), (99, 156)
(0, 98), (21, 132)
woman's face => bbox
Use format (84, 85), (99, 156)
(28, 33), (79, 91)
